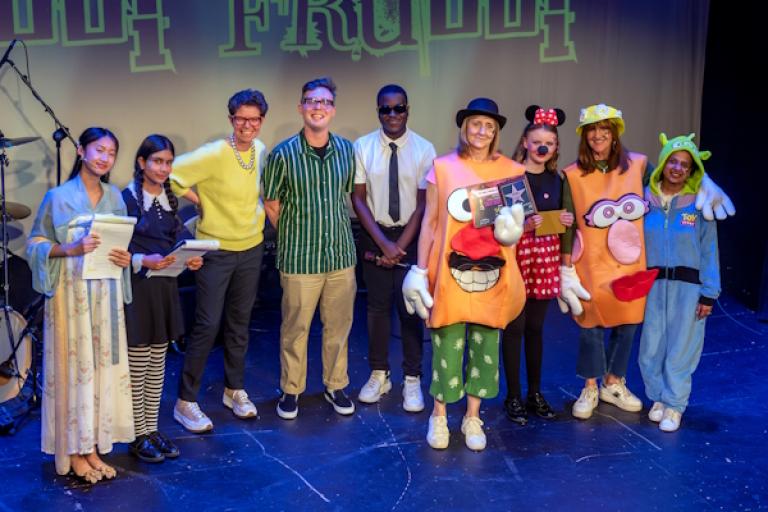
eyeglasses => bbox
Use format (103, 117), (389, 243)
(301, 97), (335, 108)
(666, 157), (692, 171)
(230, 115), (263, 127)
(378, 104), (408, 116)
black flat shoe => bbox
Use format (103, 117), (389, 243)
(149, 431), (180, 459)
(527, 392), (557, 419)
(504, 396), (528, 425)
(130, 434), (165, 463)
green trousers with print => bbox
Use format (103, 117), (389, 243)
(429, 323), (500, 403)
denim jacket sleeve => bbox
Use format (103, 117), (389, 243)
(698, 217), (720, 302)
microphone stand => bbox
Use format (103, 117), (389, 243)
(1, 57), (76, 185)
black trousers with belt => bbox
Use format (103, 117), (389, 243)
(358, 225), (423, 377)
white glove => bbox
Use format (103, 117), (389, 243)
(493, 204), (525, 246)
(558, 265), (591, 316)
(696, 173), (735, 221)
(402, 265), (433, 320)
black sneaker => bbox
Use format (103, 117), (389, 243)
(149, 431), (180, 458)
(504, 396), (528, 425)
(130, 434), (165, 463)
(276, 393), (298, 420)
(324, 388), (355, 415)
(526, 392), (557, 419)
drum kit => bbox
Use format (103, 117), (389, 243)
(0, 134), (43, 428)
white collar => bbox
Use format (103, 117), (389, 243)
(379, 128), (409, 149)
(128, 181), (173, 212)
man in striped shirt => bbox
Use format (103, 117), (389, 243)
(263, 77), (357, 419)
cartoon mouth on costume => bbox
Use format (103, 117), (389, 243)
(448, 253), (505, 292)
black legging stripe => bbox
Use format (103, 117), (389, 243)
(128, 344), (168, 436)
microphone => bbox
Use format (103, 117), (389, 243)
(0, 39), (18, 68)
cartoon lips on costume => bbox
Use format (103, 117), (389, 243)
(448, 223), (506, 292)
(582, 192), (657, 301)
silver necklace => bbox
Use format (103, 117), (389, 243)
(229, 135), (256, 171)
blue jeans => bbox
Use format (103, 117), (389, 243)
(576, 324), (638, 379)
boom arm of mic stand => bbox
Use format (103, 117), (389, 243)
(3, 58), (77, 149)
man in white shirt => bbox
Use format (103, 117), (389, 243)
(351, 84), (437, 412)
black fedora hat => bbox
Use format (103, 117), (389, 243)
(455, 97), (507, 129)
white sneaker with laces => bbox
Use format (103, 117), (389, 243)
(427, 415), (449, 449)
(599, 378), (643, 412)
(461, 416), (486, 451)
(174, 399), (213, 433)
(223, 388), (258, 418)
(572, 386), (599, 419)
(648, 401), (665, 422)
(358, 370), (392, 404)
(402, 376), (425, 412)
(659, 408), (682, 432)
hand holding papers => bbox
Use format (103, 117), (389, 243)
(146, 239), (219, 277)
(71, 214), (137, 280)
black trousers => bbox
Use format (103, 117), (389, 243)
(359, 226), (423, 377)
(178, 243), (264, 401)
(501, 298), (550, 398)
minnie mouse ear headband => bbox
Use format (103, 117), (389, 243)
(524, 105), (566, 127)
(456, 97), (507, 129)
(576, 103), (624, 136)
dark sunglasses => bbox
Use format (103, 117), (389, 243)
(378, 104), (408, 116)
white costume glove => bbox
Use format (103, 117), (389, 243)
(402, 265), (433, 320)
(558, 265), (591, 316)
(696, 173), (735, 221)
(493, 204), (525, 246)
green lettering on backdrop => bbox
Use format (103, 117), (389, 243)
(1, 0), (575, 76)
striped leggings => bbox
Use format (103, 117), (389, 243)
(127, 344), (168, 437)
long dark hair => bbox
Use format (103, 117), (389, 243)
(67, 127), (119, 183)
(133, 134), (180, 231)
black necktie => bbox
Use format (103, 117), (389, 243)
(388, 142), (400, 223)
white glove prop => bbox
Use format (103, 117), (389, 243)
(558, 265), (591, 316)
(402, 265), (433, 320)
(493, 204), (525, 246)
(696, 173), (735, 221)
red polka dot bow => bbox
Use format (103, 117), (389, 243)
(534, 108), (559, 126)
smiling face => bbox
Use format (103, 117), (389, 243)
(229, 104), (263, 148)
(378, 92), (408, 139)
(585, 121), (614, 159)
(662, 150), (694, 188)
(465, 115), (498, 155)
(138, 148), (174, 188)
(78, 136), (117, 178)
(523, 127), (558, 167)
(299, 86), (336, 133)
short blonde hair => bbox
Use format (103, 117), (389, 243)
(457, 116), (500, 159)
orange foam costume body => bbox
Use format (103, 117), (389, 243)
(563, 152), (650, 328)
(426, 152), (526, 329)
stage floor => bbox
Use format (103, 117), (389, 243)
(0, 292), (766, 511)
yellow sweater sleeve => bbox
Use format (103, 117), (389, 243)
(170, 142), (219, 196)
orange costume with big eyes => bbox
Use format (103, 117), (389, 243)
(426, 152), (526, 329)
(563, 152), (652, 328)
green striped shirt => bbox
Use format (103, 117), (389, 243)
(263, 130), (357, 274)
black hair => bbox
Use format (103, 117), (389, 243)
(227, 89), (269, 116)
(376, 84), (408, 105)
(67, 127), (119, 183)
(133, 134), (180, 233)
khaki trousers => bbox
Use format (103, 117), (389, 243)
(279, 266), (356, 394)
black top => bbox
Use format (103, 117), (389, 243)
(526, 170), (562, 211)
(122, 187), (180, 277)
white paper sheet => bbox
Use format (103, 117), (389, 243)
(75, 214), (137, 280)
(146, 239), (220, 278)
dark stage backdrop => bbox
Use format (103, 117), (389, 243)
(2, 0), (709, 257)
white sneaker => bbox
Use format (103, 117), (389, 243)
(174, 399), (213, 433)
(460, 416), (486, 451)
(223, 388), (258, 418)
(427, 415), (449, 449)
(659, 408), (682, 432)
(358, 370), (392, 404)
(402, 376), (425, 412)
(572, 386), (599, 419)
(648, 402), (665, 422)
(599, 379), (643, 412)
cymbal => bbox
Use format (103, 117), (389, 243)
(0, 136), (41, 149)
(3, 202), (31, 220)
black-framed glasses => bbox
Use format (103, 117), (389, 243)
(301, 97), (335, 108)
(378, 104), (408, 116)
(230, 115), (263, 126)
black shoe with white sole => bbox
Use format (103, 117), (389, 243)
(324, 388), (355, 415)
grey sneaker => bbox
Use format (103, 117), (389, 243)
(223, 388), (257, 418)
(174, 399), (213, 433)
(402, 376), (425, 412)
(358, 370), (392, 404)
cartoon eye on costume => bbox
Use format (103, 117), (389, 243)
(584, 193), (648, 228)
(447, 187), (472, 222)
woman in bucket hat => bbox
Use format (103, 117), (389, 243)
(402, 98), (526, 451)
